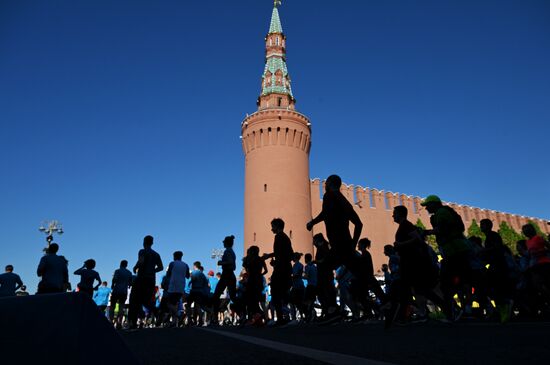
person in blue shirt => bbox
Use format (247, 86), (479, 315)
(211, 235), (237, 324)
(74, 259), (101, 298)
(303, 254), (318, 322)
(187, 261), (209, 326)
(207, 270), (219, 295)
(37, 243), (69, 294)
(0, 265), (23, 297)
(289, 252), (306, 321)
(109, 260), (133, 328)
(93, 281), (111, 315)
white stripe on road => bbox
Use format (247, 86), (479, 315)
(200, 328), (397, 365)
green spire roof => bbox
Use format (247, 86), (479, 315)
(268, 6), (283, 34)
(261, 56), (293, 97)
(261, 2), (293, 98)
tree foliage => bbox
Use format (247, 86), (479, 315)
(498, 221), (523, 254)
(467, 219), (485, 241)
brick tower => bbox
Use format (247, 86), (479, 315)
(242, 1), (313, 258)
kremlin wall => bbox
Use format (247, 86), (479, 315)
(311, 179), (550, 273)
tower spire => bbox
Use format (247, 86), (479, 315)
(258, 1), (294, 110)
(269, 1), (283, 34)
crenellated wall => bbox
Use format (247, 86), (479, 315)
(310, 178), (550, 274)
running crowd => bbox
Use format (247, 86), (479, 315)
(1, 174), (550, 330)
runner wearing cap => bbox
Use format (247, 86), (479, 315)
(421, 195), (471, 321)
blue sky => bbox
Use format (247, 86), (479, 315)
(1, 0), (549, 292)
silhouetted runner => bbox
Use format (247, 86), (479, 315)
(392, 205), (443, 322)
(0, 265), (23, 297)
(128, 235), (164, 329)
(164, 251), (190, 326)
(212, 235), (238, 323)
(289, 252), (306, 321)
(356, 238), (386, 315)
(263, 218), (294, 325)
(421, 195), (471, 321)
(110, 260), (133, 328)
(307, 175), (364, 322)
(37, 243), (69, 294)
(307, 174), (363, 270)
(303, 253), (318, 322)
(522, 223), (550, 303)
(242, 245), (268, 323)
(188, 261), (208, 326)
(480, 218), (513, 322)
(313, 233), (337, 318)
(74, 259), (101, 298)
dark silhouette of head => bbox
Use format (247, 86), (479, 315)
(48, 243), (59, 254)
(381, 263), (389, 272)
(173, 251), (183, 260)
(85, 259), (96, 269)
(358, 238), (371, 251)
(522, 224), (536, 238)
(271, 218), (285, 233)
(325, 175), (342, 192)
(313, 233), (328, 248)
(102, 281), (108, 286)
(304, 253), (313, 263)
(480, 219), (493, 234)
(143, 235), (154, 248)
(223, 235), (235, 248)
(420, 195), (443, 214)
(247, 245), (260, 257)
(392, 205), (408, 224)
(5, 265), (13, 272)
(293, 252), (303, 262)
(193, 261), (201, 269)
(120, 260), (128, 268)
(21, 285), (26, 291)
(216, 272), (221, 278)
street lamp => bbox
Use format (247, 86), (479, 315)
(211, 248), (224, 270)
(39, 220), (64, 251)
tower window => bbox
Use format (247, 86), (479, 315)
(254, 232), (256, 242)
(264, 184), (267, 192)
(277, 97), (282, 106)
(289, 230), (292, 239)
(276, 36), (279, 46)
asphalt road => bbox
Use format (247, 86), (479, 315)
(120, 320), (550, 365)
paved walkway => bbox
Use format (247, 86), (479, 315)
(121, 321), (550, 364)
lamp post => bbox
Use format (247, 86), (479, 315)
(39, 220), (64, 252)
(211, 248), (224, 271)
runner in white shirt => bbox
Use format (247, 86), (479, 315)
(166, 251), (190, 326)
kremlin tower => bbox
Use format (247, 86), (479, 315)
(242, 1), (313, 258)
